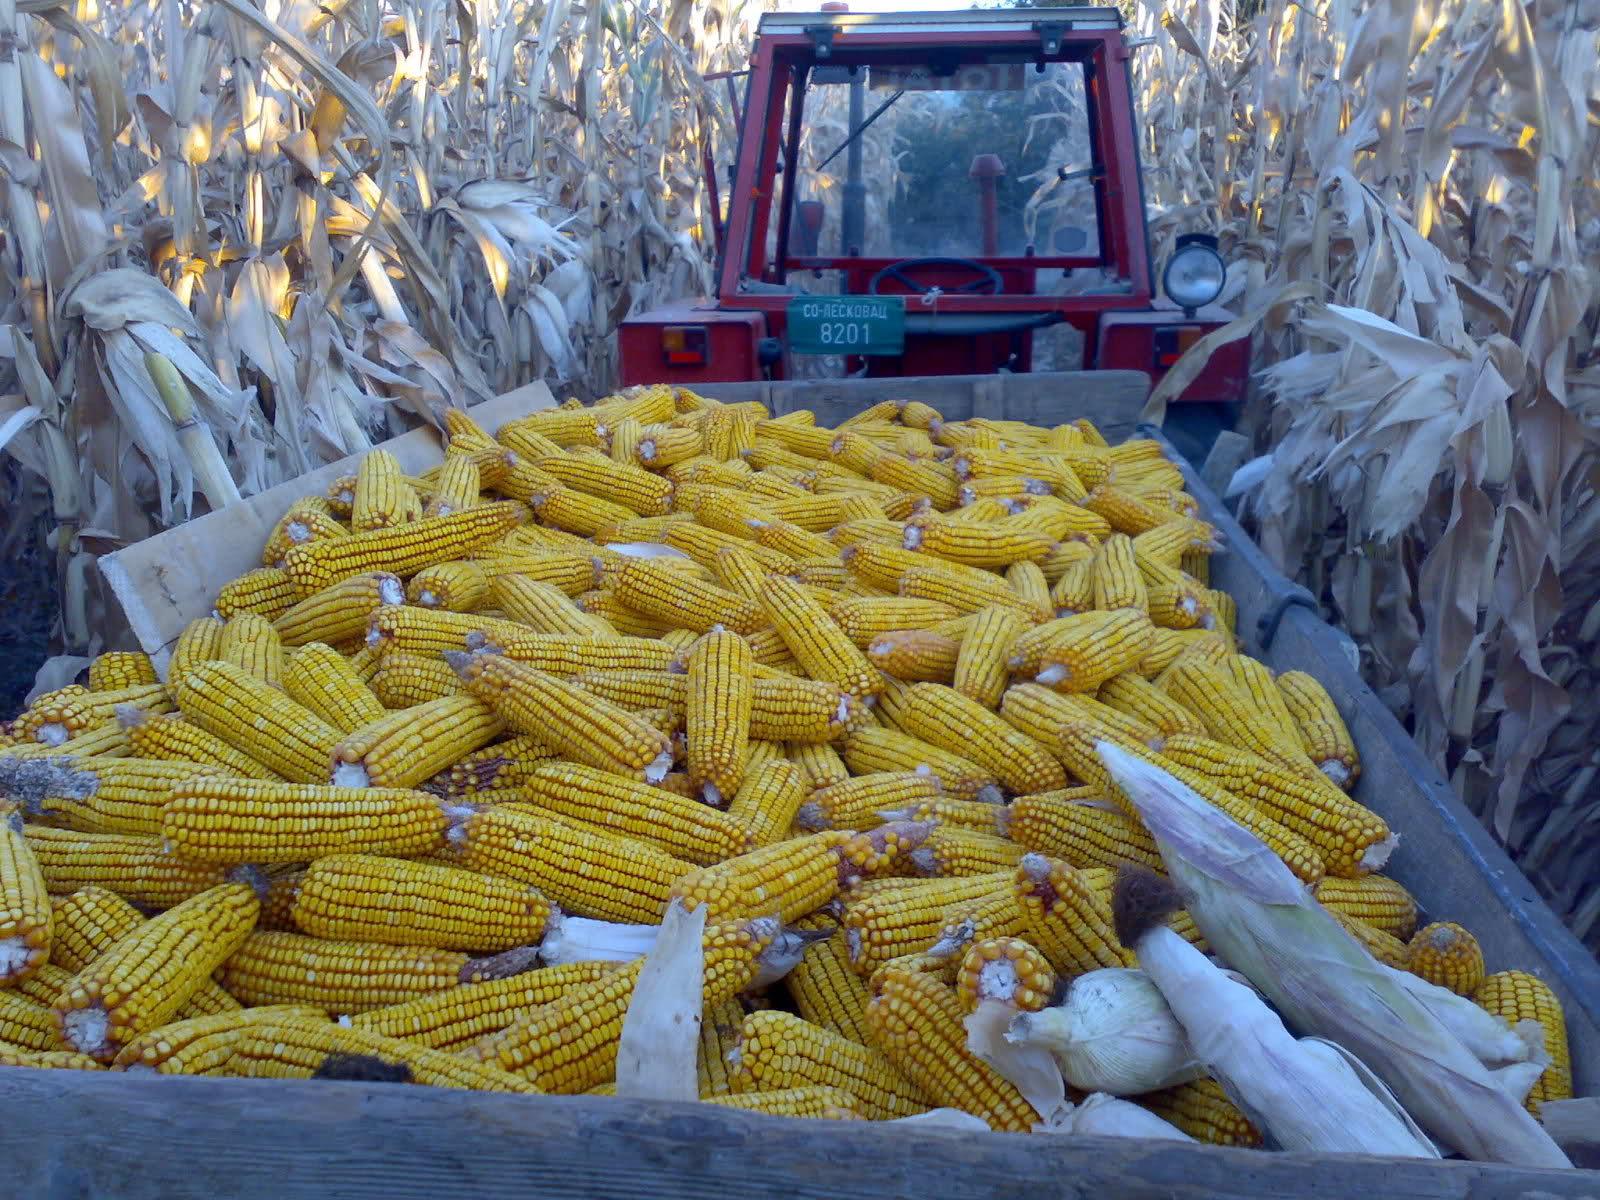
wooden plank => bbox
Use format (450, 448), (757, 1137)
(1540, 1100), (1600, 1168)
(3, 1070), (1595, 1199)
(97, 384), (555, 674)
(697, 370), (1151, 441)
(1154, 425), (1600, 1098)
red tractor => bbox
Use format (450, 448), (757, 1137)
(619, 6), (1247, 430)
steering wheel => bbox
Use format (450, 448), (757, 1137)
(867, 257), (1004, 296)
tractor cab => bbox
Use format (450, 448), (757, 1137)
(618, 7), (1248, 403)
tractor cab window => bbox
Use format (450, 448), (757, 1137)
(761, 57), (1102, 294)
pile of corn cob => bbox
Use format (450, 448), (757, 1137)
(0, 387), (1571, 1135)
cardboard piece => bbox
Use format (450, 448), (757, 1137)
(98, 383), (555, 674)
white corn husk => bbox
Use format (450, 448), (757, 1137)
(1383, 966), (1549, 1072)
(615, 899), (705, 1101)
(1006, 968), (1204, 1095)
(603, 542), (692, 560)
(963, 998), (1071, 1126)
(1051, 1092), (1197, 1141)
(885, 1109), (993, 1132)
(1098, 742), (1572, 1169)
(1131, 918), (1438, 1157)
(539, 912), (657, 965)
(751, 924), (836, 988)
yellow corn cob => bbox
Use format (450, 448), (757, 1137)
(833, 518), (910, 551)
(475, 551), (599, 597)
(256, 865), (305, 931)
(116, 709), (277, 779)
(1082, 484), (1185, 536)
(673, 538), (789, 593)
(489, 575), (614, 637)
(730, 1008), (929, 1118)
(574, 589), (677, 638)
(86, 651), (159, 692)
(796, 772), (941, 832)
(1049, 555), (1096, 615)
(748, 519), (840, 563)
(365, 654), (463, 709)
(53, 886), (247, 994)
(998, 497), (1110, 542)
(26, 827), (228, 910)
(1328, 907), (1410, 968)
(213, 568), (299, 622)
(363, 605), (531, 659)
(1004, 559), (1051, 613)
(1007, 615), (1103, 678)
(292, 854), (551, 952)
(0, 810), (50, 984)
(789, 741), (850, 790)
(1473, 971), (1572, 1109)
(635, 424), (704, 468)
(949, 605), (1027, 709)
(405, 560), (489, 613)
(842, 873), (1013, 974)
(110, 1004), (326, 1074)
(55, 879), (260, 1061)
(1013, 854), (1136, 977)
(911, 827), (1024, 878)
(1032, 609), (1155, 692)
(1201, 587), (1237, 634)
(283, 502), (520, 595)
(12, 755), (229, 837)
(954, 936), (1056, 1014)
(230, 1015), (538, 1092)
(465, 919), (772, 1092)
(538, 454), (674, 517)
(899, 683), (1068, 795)
(220, 930), (541, 1012)
(349, 961), (622, 1050)
(1312, 874), (1418, 938)
(1404, 922), (1485, 996)
(0, 990), (67, 1051)
(672, 831), (856, 924)
(350, 450), (423, 531)
(842, 726), (1000, 802)
(696, 996), (745, 1097)
(162, 778), (450, 864)
(1158, 658), (1320, 776)
(427, 734), (554, 798)
(323, 476), (359, 518)
(1055, 721), (1327, 886)
(608, 561), (766, 636)
(685, 629), (755, 805)
(480, 631), (677, 675)
(841, 542), (959, 592)
(1140, 1079), (1263, 1146)
(922, 888), (1031, 961)
(1037, 539), (1095, 589)
(784, 916), (872, 1044)
(758, 574), (883, 698)
(572, 669), (684, 714)
(217, 613), (284, 684)
(271, 572), (405, 649)
(522, 761), (752, 865)
(453, 806), (690, 923)
(0, 1043), (103, 1070)
(885, 797), (1007, 835)
(450, 651), (673, 782)
(830, 598), (957, 649)
(330, 694), (504, 789)
(1136, 628), (1230, 677)
(724, 761), (808, 848)
(1001, 791), (1161, 873)
(866, 630), (960, 683)
(1000, 683), (1162, 752)
(281, 642), (388, 734)
(1157, 733), (1393, 877)
(422, 450), (483, 518)
(14, 684), (172, 747)
(903, 514), (1055, 570)
(172, 661), (342, 783)
(528, 482), (637, 536)
(1089, 533), (1148, 612)
(1, 719), (132, 762)
(261, 500), (348, 568)
(1275, 670), (1361, 788)
(1096, 672), (1206, 738)
(866, 966), (1036, 1131)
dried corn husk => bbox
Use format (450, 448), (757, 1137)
(615, 899), (704, 1101)
(1099, 743), (1570, 1169)
(539, 914), (657, 965)
(963, 998), (1068, 1126)
(1006, 968), (1203, 1095)
(1050, 1092), (1196, 1142)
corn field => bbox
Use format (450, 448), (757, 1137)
(0, 0), (1597, 945)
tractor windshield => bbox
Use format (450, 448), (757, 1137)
(770, 57), (1101, 289)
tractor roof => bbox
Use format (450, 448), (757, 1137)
(756, 8), (1125, 39)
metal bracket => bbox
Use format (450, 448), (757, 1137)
(1033, 21), (1071, 56)
(805, 24), (836, 58)
(1257, 586), (1318, 651)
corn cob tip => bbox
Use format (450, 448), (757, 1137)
(752, 923), (838, 987)
(443, 650), (480, 679)
(60, 1005), (113, 1058)
(331, 762), (371, 788)
(794, 802), (827, 832)
(461, 944), (542, 984)
(114, 704), (151, 731)
(0, 755), (95, 816)
(226, 863), (272, 901)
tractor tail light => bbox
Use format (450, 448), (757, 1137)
(662, 325), (709, 367)
(1153, 325), (1202, 369)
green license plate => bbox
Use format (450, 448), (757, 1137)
(785, 296), (905, 356)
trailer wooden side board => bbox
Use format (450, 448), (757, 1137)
(2, 1071), (1595, 1200)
